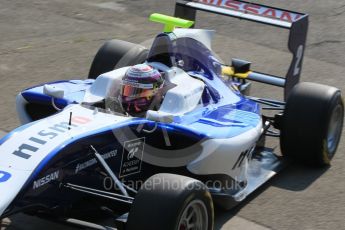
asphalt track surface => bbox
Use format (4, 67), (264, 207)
(0, 0), (345, 229)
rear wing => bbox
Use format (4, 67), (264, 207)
(174, 0), (309, 100)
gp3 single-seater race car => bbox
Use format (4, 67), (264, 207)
(0, 1), (344, 229)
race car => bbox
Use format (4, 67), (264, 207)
(0, 1), (344, 229)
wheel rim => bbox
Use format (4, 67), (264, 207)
(178, 200), (208, 230)
(327, 104), (343, 156)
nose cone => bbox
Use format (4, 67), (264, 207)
(0, 168), (32, 217)
(0, 203), (8, 217)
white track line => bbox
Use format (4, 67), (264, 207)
(88, 2), (126, 12)
(220, 216), (270, 230)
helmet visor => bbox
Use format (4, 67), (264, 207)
(122, 84), (155, 98)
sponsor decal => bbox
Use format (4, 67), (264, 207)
(33, 170), (59, 189)
(0, 171), (11, 183)
(75, 149), (118, 173)
(232, 147), (253, 169)
(122, 80), (154, 89)
(12, 116), (91, 160)
(119, 138), (145, 178)
(71, 116), (92, 124)
(196, 0), (302, 22)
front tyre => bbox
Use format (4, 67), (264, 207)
(281, 82), (344, 166)
(126, 174), (214, 230)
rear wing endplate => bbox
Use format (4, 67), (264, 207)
(174, 0), (309, 100)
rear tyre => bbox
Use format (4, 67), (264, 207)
(88, 39), (148, 79)
(281, 82), (344, 166)
(126, 173), (214, 230)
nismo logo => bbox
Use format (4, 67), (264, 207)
(0, 171), (11, 183)
(12, 116), (91, 159)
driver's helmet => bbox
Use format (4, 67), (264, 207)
(121, 64), (164, 115)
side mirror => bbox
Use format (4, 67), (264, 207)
(146, 110), (174, 123)
(43, 85), (64, 99)
(43, 85), (65, 111)
(231, 58), (251, 73)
